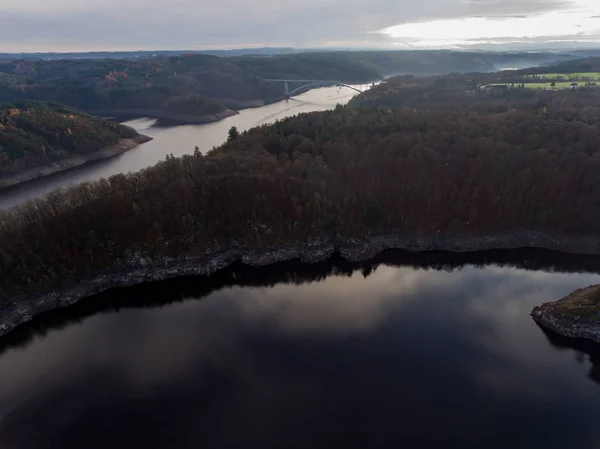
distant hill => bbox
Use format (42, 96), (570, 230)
(0, 48), (305, 61)
(1, 48), (599, 63)
(0, 101), (147, 184)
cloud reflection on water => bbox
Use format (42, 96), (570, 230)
(2, 260), (600, 448)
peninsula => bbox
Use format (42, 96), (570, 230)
(0, 101), (152, 187)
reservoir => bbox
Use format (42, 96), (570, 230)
(0, 85), (363, 210)
(1, 250), (600, 448)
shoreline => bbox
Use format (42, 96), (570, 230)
(0, 134), (153, 189)
(93, 108), (239, 126)
(92, 81), (376, 126)
(1, 230), (600, 338)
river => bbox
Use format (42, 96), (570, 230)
(1, 250), (600, 448)
(0, 85), (365, 211)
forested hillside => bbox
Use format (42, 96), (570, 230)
(0, 51), (508, 121)
(0, 53), (378, 118)
(518, 57), (600, 76)
(0, 101), (139, 177)
(2, 71), (600, 303)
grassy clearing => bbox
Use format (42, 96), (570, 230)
(481, 81), (580, 91)
(552, 285), (600, 322)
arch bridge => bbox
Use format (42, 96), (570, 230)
(265, 79), (364, 98)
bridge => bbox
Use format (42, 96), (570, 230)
(265, 79), (364, 98)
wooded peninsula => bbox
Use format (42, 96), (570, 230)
(2, 58), (600, 336)
(0, 101), (150, 186)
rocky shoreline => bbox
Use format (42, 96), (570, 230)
(0, 134), (153, 189)
(1, 230), (600, 338)
(532, 285), (600, 343)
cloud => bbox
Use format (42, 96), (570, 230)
(381, 0), (600, 47)
(0, 0), (596, 51)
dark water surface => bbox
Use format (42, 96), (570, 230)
(1, 250), (600, 449)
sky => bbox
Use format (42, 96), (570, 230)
(1, 0), (600, 52)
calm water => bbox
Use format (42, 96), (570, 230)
(1, 250), (600, 449)
(0, 86), (363, 210)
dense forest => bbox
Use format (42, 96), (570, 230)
(0, 50), (573, 120)
(0, 101), (139, 176)
(2, 68), (600, 304)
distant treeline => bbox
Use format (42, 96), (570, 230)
(0, 101), (138, 176)
(515, 57), (600, 76)
(2, 69), (600, 304)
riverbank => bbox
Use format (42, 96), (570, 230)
(0, 134), (153, 189)
(532, 285), (600, 343)
(93, 108), (239, 126)
(2, 230), (600, 338)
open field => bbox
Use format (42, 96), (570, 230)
(527, 72), (600, 81)
(522, 82), (576, 89)
(481, 82), (579, 91)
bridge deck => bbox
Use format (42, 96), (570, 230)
(265, 79), (364, 97)
(265, 79), (342, 83)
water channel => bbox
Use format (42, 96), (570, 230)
(0, 85), (364, 210)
